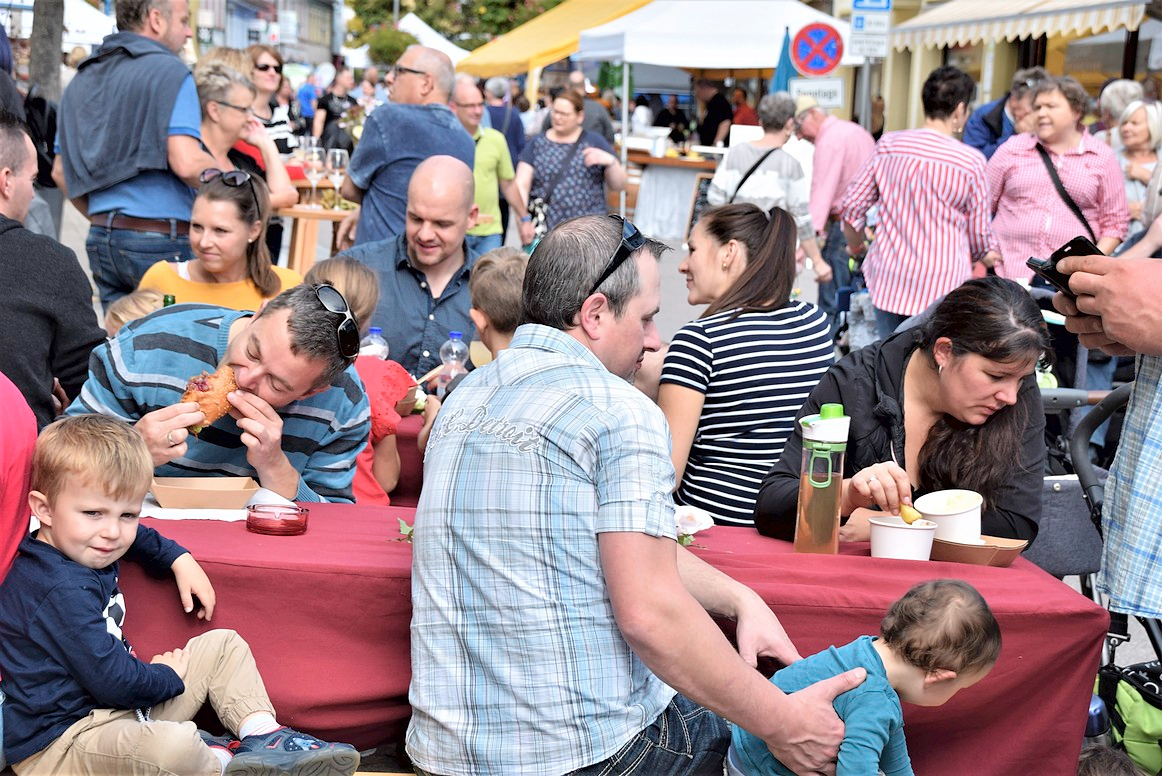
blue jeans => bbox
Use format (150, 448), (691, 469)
(817, 219), (853, 334)
(465, 232), (504, 257)
(85, 222), (194, 311)
(873, 307), (909, 341)
(412, 694), (729, 776)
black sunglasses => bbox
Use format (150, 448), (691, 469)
(314, 284), (360, 360)
(200, 168), (259, 212)
(587, 215), (647, 297)
(390, 63), (427, 78)
(255, 63), (283, 74)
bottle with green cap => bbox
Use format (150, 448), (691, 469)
(794, 402), (850, 555)
(163, 294), (176, 307)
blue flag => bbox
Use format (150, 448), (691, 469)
(771, 26), (792, 94)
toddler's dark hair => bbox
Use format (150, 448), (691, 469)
(1076, 744), (1147, 776)
(881, 579), (1001, 675)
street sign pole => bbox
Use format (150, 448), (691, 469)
(851, 0), (891, 132)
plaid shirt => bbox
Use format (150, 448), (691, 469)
(1100, 356), (1162, 618)
(986, 132), (1128, 281)
(406, 324), (677, 775)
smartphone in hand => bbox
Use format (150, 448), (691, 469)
(1026, 236), (1103, 299)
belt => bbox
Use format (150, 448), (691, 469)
(101, 214), (190, 236)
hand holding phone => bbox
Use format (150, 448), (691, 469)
(1026, 236), (1103, 299)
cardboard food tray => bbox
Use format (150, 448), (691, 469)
(930, 535), (1029, 567)
(151, 477), (260, 510)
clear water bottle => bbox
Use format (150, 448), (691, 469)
(436, 331), (469, 399)
(794, 403), (850, 555)
(358, 326), (389, 360)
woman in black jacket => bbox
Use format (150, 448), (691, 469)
(754, 277), (1050, 543)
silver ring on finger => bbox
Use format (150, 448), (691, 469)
(166, 431), (177, 447)
(866, 474), (879, 483)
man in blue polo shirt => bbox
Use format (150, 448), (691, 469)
(338, 45), (474, 248)
(337, 155), (478, 377)
(53, 0), (216, 310)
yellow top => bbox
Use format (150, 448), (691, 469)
(137, 261), (303, 311)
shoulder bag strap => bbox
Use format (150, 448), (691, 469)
(542, 136), (585, 207)
(1035, 143), (1097, 243)
(728, 148), (777, 204)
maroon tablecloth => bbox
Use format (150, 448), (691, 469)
(688, 527), (1109, 776)
(121, 505), (416, 750)
(121, 509), (1108, 773)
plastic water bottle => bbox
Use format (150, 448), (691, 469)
(358, 326), (389, 360)
(436, 331), (469, 399)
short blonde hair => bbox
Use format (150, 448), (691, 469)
(304, 257), (381, 335)
(469, 247), (527, 335)
(105, 288), (165, 336)
(33, 415), (153, 505)
(1119, 100), (1162, 150)
(195, 47), (254, 82)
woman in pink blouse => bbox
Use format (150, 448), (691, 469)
(984, 76), (1129, 282)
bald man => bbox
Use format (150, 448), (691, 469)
(339, 45), (476, 247)
(336, 155), (479, 376)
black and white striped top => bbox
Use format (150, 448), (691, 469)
(661, 301), (833, 526)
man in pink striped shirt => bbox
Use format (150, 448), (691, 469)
(795, 96), (875, 331)
(841, 66), (992, 339)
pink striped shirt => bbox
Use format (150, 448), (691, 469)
(842, 129), (992, 316)
(986, 132), (1129, 281)
(808, 115), (876, 233)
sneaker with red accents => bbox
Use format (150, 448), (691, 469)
(224, 727), (359, 776)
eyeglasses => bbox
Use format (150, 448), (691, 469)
(199, 167), (259, 212)
(453, 100), (484, 110)
(390, 63), (427, 78)
(254, 63), (283, 74)
(587, 215), (647, 297)
(215, 99), (254, 116)
(314, 284), (360, 360)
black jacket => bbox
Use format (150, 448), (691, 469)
(0, 215), (106, 428)
(753, 329), (1045, 542)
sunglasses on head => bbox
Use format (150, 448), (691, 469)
(314, 284), (360, 360)
(255, 63), (283, 74)
(200, 168), (259, 211)
(587, 215), (647, 297)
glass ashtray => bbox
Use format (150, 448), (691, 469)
(246, 504), (309, 536)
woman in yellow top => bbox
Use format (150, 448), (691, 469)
(137, 171), (301, 310)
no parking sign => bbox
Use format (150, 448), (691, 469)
(791, 23), (844, 77)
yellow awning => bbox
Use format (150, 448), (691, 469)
(893, 0), (1145, 51)
(456, 0), (653, 77)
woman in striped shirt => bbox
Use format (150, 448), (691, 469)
(658, 204), (834, 526)
(841, 66), (991, 340)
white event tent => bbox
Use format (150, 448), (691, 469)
(4, 0), (117, 50)
(576, 0), (863, 74)
(343, 11), (469, 69)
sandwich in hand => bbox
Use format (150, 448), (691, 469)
(181, 364), (237, 434)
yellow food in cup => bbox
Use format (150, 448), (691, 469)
(899, 504), (923, 525)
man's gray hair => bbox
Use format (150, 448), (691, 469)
(255, 284), (354, 388)
(1101, 79), (1145, 122)
(522, 215), (668, 331)
(195, 63), (256, 115)
(484, 77), (508, 100)
(406, 45), (455, 101)
(1010, 66), (1049, 99)
(116, 0), (170, 32)
(0, 110), (31, 175)
(758, 92), (796, 133)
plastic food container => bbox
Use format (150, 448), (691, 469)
(869, 515), (938, 561)
(246, 504), (309, 536)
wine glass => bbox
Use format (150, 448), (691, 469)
(295, 135), (320, 165)
(326, 148), (349, 211)
(302, 147), (325, 209)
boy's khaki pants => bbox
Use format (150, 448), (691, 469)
(14, 629), (275, 776)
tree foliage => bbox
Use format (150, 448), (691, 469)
(347, 0), (566, 52)
(365, 27), (419, 66)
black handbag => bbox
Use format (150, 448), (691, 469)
(529, 137), (584, 238)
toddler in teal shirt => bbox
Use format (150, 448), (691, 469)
(728, 579), (1000, 776)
